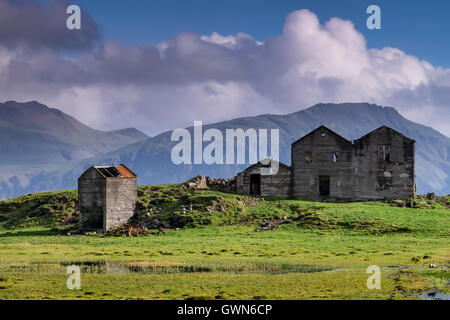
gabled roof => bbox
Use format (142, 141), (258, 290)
(93, 164), (137, 178)
(292, 125), (352, 146)
(242, 158), (290, 172)
(354, 126), (415, 143)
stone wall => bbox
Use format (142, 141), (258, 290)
(184, 175), (237, 193)
(105, 177), (137, 231)
(237, 161), (291, 198)
(236, 126), (415, 201)
(353, 126), (415, 200)
(291, 126), (354, 200)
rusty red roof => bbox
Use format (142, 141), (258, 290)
(93, 164), (137, 178)
(115, 165), (136, 178)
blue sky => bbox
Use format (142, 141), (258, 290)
(71, 0), (450, 68)
(3, 0), (450, 136)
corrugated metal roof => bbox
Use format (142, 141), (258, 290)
(115, 165), (136, 178)
(92, 164), (136, 178)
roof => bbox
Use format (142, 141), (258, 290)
(93, 164), (137, 178)
(292, 125), (352, 146)
(242, 158), (290, 172)
(354, 126), (416, 143)
(291, 125), (415, 147)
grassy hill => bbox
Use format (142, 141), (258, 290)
(0, 182), (449, 235)
(0, 184), (448, 300)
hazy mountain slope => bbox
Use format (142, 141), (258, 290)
(54, 103), (450, 196)
(0, 101), (149, 198)
(0, 101), (148, 164)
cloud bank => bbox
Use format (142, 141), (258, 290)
(0, 1), (449, 137)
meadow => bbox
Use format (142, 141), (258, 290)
(0, 183), (448, 300)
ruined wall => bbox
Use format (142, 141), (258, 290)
(104, 177), (137, 231)
(236, 162), (291, 198)
(291, 127), (354, 200)
(237, 126), (415, 201)
(353, 127), (415, 200)
(78, 168), (106, 230)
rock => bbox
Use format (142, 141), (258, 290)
(429, 264), (437, 268)
(183, 175), (237, 193)
(426, 192), (436, 200)
(184, 175), (208, 189)
(161, 222), (170, 229)
(391, 200), (405, 207)
(258, 217), (290, 231)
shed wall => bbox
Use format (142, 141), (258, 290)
(78, 167), (106, 230)
(105, 178), (137, 230)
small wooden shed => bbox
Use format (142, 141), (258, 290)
(78, 164), (137, 232)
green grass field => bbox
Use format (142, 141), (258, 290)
(0, 183), (449, 300)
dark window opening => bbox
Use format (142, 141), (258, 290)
(378, 145), (391, 162)
(305, 152), (313, 163)
(98, 167), (121, 177)
(333, 152), (338, 163)
(250, 174), (261, 196)
(319, 175), (330, 196)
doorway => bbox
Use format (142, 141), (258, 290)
(250, 174), (261, 196)
(319, 175), (330, 196)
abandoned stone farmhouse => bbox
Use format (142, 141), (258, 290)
(237, 125), (415, 201)
(77, 126), (415, 231)
(78, 164), (137, 232)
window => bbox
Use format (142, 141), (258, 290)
(332, 152), (338, 163)
(305, 152), (313, 163)
(378, 145), (391, 162)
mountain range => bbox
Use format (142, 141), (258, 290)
(0, 101), (148, 199)
(0, 101), (449, 199)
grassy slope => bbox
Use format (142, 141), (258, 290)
(0, 184), (449, 300)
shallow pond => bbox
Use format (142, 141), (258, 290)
(418, 291), (450, 300)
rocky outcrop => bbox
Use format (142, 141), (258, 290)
(183, 175), (236, 193)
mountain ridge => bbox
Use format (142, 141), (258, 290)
(0, 100), (150, 198)
(67, 102), (450, 195)
(0, 101), (449, 199)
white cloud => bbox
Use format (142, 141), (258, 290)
(201, 32), (263, 49)
(0, 8), (450, 136)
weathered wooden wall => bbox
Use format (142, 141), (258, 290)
(78, 167), (106, 230)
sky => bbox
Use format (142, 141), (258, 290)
(71, 0), (450, 68)
(1, 0), (450, 136)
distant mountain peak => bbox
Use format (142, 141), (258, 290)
(0, 100), (449, 200)
(4, 100), (47, 107)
